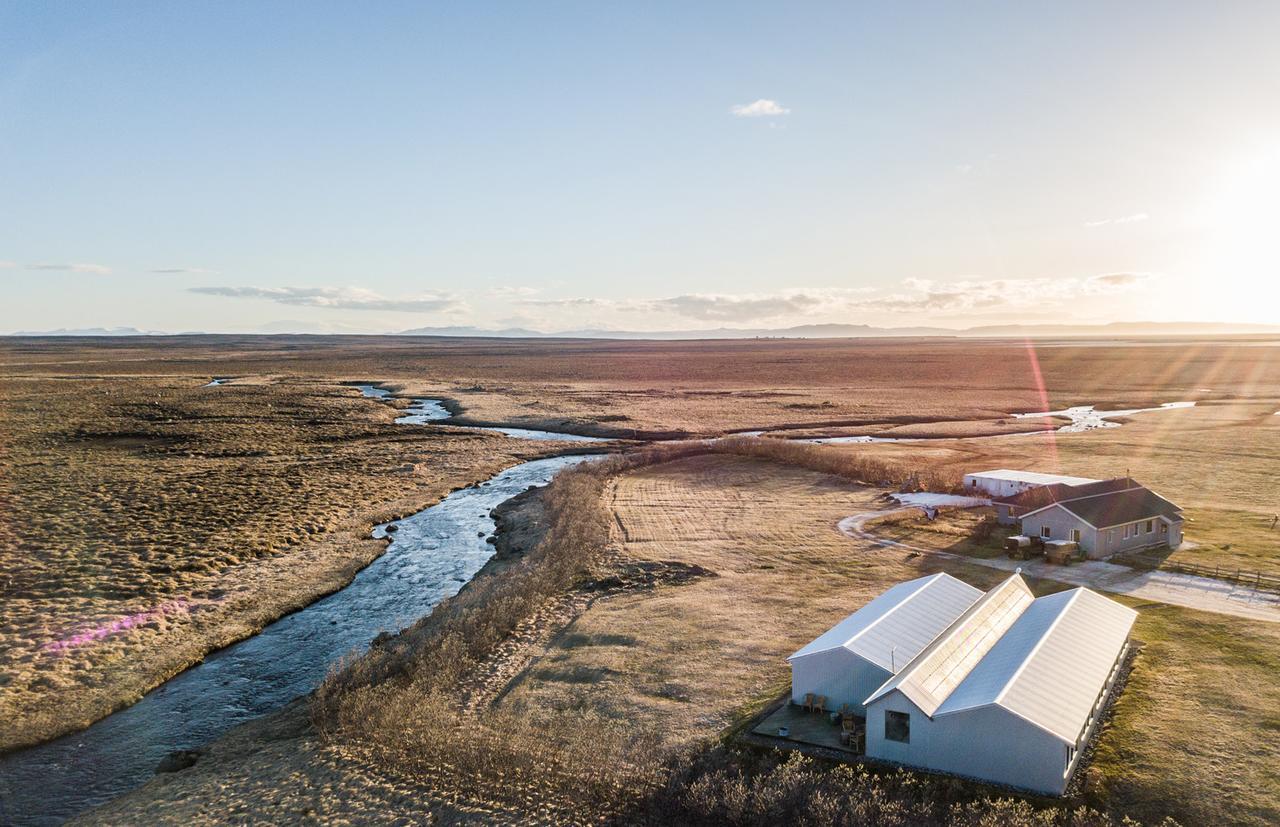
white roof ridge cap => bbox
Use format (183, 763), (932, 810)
(863, 573), (1028, 708)
(992, 588), (1083, 707)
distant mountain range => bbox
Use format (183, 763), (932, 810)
(9, 321), (1279, 339)
(9, 326), (166, 336)
(396, 321), (1280, 340)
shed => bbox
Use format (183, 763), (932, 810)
(787, 573), (981, 714)
(963, 470), (1099, 499)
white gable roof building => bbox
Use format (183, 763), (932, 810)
(788, 573), (982, 714)
(862, 574), (1136, 795)
(788, 572), (1136, 795)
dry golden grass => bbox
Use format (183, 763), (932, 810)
(7, 334), (1279, 438)
(0, 375), (554, 751)
(84, 452), (1279, 825)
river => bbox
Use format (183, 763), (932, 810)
(0, 394), (599, 825)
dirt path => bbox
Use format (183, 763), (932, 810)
(838, 509), (1280, 623)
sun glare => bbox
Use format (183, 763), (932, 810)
(1202, 148), (1280, 309)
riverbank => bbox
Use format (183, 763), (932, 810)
(72, 457), (590, 826)
(0, 376), (564, 754)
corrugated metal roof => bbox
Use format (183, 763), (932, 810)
(966, 469), (1099, 487)
(864, 574), (1035, 714)
(788, 573), (981, 672)
(935, 588), (1137, 743)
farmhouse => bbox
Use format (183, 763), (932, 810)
(1000, 477), (1183, 558)
(787, 573), (982, 715)
(962, 469), (1099, 498)
(789, 573), (1136, 796)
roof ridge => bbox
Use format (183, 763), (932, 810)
(863, 574), (1032, 711)
(992, 588), (1083, 707)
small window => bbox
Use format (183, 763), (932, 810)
(1145, 520), (1154, 533)
(1041, 526), (1051, 538)
(1070, 528), (1081, 543)
(1134, 523), (1142, 536)
(885, 710), (910, 743)
(1107, 529), (1116, 544)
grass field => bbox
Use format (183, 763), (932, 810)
(0, 374), (555, 751)
(7, 334), (1280, 438)
(3, 335), (1278, 823)
(89, 452), (1280, 825)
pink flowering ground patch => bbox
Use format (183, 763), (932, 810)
(41, 599), (195, 656)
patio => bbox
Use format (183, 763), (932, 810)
(750, 701), (864, 756)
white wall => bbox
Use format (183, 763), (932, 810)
(865, 692), (1073, 795)
(790, 650), (891, 715)
(964, 475), (1037, 498)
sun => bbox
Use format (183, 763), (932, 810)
(1200, 148), (1280, 313)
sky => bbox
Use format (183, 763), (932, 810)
(2, 1), (1278, 334)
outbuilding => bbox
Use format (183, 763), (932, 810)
(862, 574), (1136, 795)
(962, 469), (1099, 499)
(787, 573), (982, 715)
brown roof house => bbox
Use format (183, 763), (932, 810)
(999, 477), (1183, 559)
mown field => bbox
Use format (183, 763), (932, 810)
(0, 374), (555, 751)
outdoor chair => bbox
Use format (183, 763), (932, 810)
(801, 693), (815, 712)
(838, 703), (854, 721)
(813, 695), (827, 715)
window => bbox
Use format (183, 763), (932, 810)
(1070, 528), (1081, 543)
(1041, 525), (1051, 538)
(1107, 529), (1116, 545)
(1145, 520), (1154, 533)
(885, 710), (911, 743)
(1065, 744), (1076, 776)
(1134, 523), (1141, 536)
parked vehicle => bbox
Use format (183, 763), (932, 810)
(1005, 535), (1044, 559)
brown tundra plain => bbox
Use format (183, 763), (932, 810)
(2, 334), (1279, 826)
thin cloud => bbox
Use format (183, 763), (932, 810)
(1083, 212), (1149, 228)
(26, 262), (112, 274)
(1085, 272), (1152, 290)
(517, 297), (606, 308)
(0, 260), (15, 269)
(152, 267), (218, 274)
(487, 285), (539, 298)
(640, 289), (873, 322)
(730, 99), (790, 118)
(865, 274), (1155, 313)
(189, 285), (461, 313)
(648, 293), (820, 321)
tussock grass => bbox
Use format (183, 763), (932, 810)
(0, 375), (549, 751)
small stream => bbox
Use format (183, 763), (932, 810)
(0, 383), (603, 825)
(794, 401), (1196, 444)
(352, 384), (609, 441)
